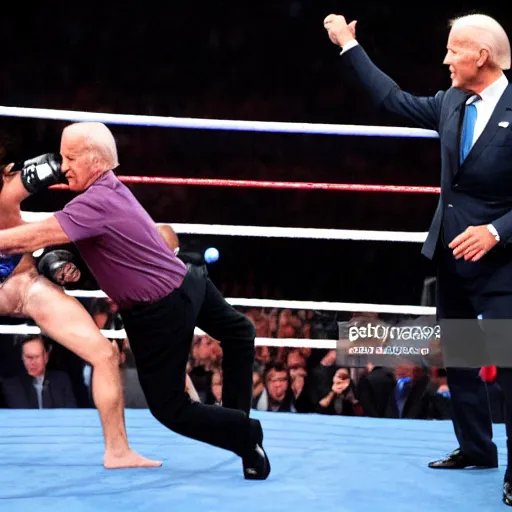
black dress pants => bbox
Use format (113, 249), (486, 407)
(120, 264), (257, 457)
(437, 245), (512, 473)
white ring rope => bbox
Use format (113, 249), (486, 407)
(0, 105), (439, 138)
(0, 323), (337, 349)
(21, 212), (427, 243)
(63, 290), (435, 316)
(19, 210), (435, 317)
(171, 224), (428, 242)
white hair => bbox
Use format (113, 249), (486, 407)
(63, 122), (119, 170)
(450, 14), (511, 70)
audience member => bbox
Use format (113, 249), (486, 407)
(255, 361), (296, 412)
(316, 368), (363, 416)
(355, 362), (396, 418)
(2, 336), (76, 409)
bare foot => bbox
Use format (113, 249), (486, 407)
(104, 449), (163, 469)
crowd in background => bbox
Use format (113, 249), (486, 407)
(0, 297), (506, 425)
(0, 5), (509, 422)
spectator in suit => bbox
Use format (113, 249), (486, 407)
(2, 336), (76, 408)
(385, 365), (451, 420)
(44, 334), (92, 409)
(355, 362), (396, 418)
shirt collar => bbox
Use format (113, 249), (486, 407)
(467, 73), (509, 104)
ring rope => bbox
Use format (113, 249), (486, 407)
(62, 290), (434, 316)
(50, 177), (441, 194)
(20, 213), (427, 243)
(169, 224), (427, 242)
(0, 323), (337, 349)
(0, 105), (439, 138)
(19, 211), (435, 316)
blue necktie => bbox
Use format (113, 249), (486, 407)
(460, 101), (478, 163)
(395, 377), (411, 418)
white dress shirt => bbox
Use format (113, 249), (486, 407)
(466, 73), (509, 148)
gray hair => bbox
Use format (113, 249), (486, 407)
(450, 14), (511, 70)
(63, 122), (119, 170)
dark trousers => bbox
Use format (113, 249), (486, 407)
(437, 245), (512, 474)
(120, 264), (257, 457)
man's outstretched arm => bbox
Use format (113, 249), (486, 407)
(0, 216), (71, 255)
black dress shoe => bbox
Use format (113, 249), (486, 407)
(428, 448), (498, 469)
(242, 419), (271, 480)
(503, 481), (512, 506)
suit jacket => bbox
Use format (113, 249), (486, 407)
(385, 375), (451, 420)
(341, 44), (512, 260)
(1, 370), (77, 409)
(355, 366), (396, 417)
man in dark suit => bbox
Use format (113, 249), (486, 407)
(384, 366), (452, 420)
(2, 336), (76, 408)
(324, 13), (512, 504)
(355, 363), (396, 418)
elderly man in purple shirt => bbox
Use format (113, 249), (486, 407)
(0, 156), (160, 469)
(0, 122), (270, 480)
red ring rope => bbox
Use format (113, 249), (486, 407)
(52, 177), (440, 193)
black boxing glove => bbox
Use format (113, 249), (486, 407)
(37, 249), (82, 286)
(36, 245), (99, 290)
(11, 153), (66, 194)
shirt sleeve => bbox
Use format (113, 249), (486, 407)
(54, 190), (106, 241)
(340, 39), (359, 55)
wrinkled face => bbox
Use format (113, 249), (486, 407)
(22, 339), (48, 378)
(60, 133), (95, 191)
(443, 27), (484, 91)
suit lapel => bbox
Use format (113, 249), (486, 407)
(21, 375), (38, 408)
(441, 94), (468, 185)
(42, 376), (50, 408)
(459, 84), (512, 170)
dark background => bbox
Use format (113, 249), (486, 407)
(1, 1), (511, 305)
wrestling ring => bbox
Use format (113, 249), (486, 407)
(0, 105), (504, 512)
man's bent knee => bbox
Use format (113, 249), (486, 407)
(88, 339), (119, 368)
(148, 390), (193, 429)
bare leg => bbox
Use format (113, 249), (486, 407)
(18, 272), (161, 469)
